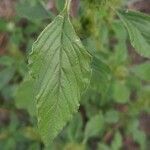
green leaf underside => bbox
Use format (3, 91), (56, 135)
(29, 12), (91, 144)
(118, 10), (150, 58)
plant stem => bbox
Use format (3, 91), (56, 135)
(64, 0), (72, 13)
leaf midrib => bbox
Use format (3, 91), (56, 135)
(56, 14), (66, 110)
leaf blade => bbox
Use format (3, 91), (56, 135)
(15, 75), (36, 116)
(131, 61), (150, 81)
(29, 13), (92, 144)
(118, 10), (150, 58)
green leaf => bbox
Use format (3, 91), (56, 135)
(16, 1), (52, 22)
(29, 10), (92, 144)
(15, 75), (36, 116)
(138, 86), (150, 113)
(127, 119), (146, 150)
(104, 109), (119, 124)
(64, 143), (85, 150)
(84, 113), (105, 142)
(112, 81), (130, 104)
(131, 61), (150, 81)
(56, 0), (66, 12)
(98, 143), (110, 150)
(66, 113), (83, 142)
(112, 21), (128, 64)
(1, 84), (17, 100)
(111, 131), (122, 150)
(0, 67), (15, 90)
(0, 56), (15, 67)
(118, 10), (150, 58)
(129, 85), (150, 114)
(91, 56), (112, 97)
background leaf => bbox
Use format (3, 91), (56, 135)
(104, 109), (119, 124)
(91, 56), (112, 98)
(0, 68), (15, 90)
(15, 75), (36, 116)
(112, 81), (130, 104)
(16, 0), (52, 22)
(131, 61), (150, 81)
(111, 131), (122, 150)
(84, 113), (105, 142)
(118, 10), (150, 58)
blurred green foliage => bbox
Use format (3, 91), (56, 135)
(0, 0), (150, 149)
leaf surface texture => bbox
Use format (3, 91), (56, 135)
(29, 12), (91, 144)
(118, 10), (150, 58)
